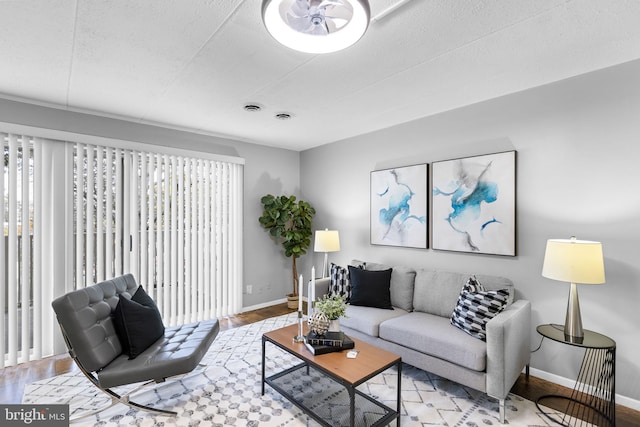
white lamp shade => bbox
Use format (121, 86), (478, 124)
(262, 0), (370, 54)
(314, 229), (340, 252)
(542, 238), (605, 284)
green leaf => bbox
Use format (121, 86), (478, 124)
(260, 194), (274, 205)
(258, 193), (316, 289)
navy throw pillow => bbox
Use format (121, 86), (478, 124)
(113, 286), (165, 359)
(348, 266), (393, 309)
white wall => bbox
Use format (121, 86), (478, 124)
(300, 59), (640, 405)
(0, 98), (300, 308)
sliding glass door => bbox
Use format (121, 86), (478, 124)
(2, 132), (243, 367)
(72, 144), (243, 325)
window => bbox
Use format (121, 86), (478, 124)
(73, 144), (244, 325)
(1, 131), (243, 367)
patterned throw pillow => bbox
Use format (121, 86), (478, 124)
(463, 275), (483, 293)
(328, 263), (363, 300)
(450, 276), (510, 341)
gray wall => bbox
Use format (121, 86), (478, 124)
(0, 98), (300, 308)
(300, 59), (640, 405)
(3, 56), (639, 405)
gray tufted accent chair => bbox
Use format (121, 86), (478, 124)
(52, 274), (219, 419)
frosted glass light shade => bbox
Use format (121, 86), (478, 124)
(261, 0), (370, 54)
(314, 229), (340, 252)
(542, 238), (605, 284)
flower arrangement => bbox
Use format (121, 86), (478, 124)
(314, 294), (348, 320)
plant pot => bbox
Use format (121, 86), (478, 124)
(328, 319), (340, 332)
(287, 294), (299, 310)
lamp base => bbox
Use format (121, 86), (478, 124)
(564, 282), (584, 343)
(322, 252), (329, 278)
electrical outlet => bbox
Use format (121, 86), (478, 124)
(246, 285), (253, 294)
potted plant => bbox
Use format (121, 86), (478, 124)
(315, 294), (348, 332)
(258, 194), (315, 308)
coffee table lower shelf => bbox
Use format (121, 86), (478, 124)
(265, 362), (399, 427)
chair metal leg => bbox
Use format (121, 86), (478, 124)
(499, 399), (506, 424)
(68, 356), (179, 422)
(70, 382), (177, 422)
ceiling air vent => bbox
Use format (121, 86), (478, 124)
(275, 112), (292, 120)
(243, 104), (262, 112)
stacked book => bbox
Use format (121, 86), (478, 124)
(304, 331), (355, 355)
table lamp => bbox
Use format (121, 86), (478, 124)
(314, 229), (340, 278)
(542, 237), (605, 342)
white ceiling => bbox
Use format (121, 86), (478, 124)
(1, 0), (640, 151)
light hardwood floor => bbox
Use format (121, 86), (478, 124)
(2, 303), (638, 426)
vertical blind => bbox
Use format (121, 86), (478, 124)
(1, 131), (243, 367)
(73, 143), (243, 326)
(1, 133), (43, 367)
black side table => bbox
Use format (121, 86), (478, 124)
(536, 324), (616, 426)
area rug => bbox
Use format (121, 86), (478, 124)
(24, 313), (561, 426)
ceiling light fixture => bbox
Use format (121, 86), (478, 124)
(262, 0), (370, 54)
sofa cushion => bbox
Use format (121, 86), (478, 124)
(113, 286), (165, 359)
(413, 270), (466, 317)
(413, 270), (514, 317)
(363, 261), (416, 312)
(348, 266), (393, 309)
(379, 311), (487, 371)
(341, 305), (408, 337)
(51, 274), (137, 372)
(98, 318), (219, 389)
(451, 277), (510, 341)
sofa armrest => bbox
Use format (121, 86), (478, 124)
(313, 277), (331, 301)
(485, 299), (531, 401)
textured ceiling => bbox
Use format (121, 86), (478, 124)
(1, 0), (640, 151)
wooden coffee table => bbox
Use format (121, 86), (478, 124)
(262, 323), (401, 427)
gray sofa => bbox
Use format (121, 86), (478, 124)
(313, 260), (531, 423)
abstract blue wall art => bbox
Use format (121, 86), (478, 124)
(370, 164), (428, 248)
(432, 151), (516, 256)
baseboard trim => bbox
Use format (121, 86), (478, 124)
(241, 298), (287, 313)
(529, 367), (640, 412)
